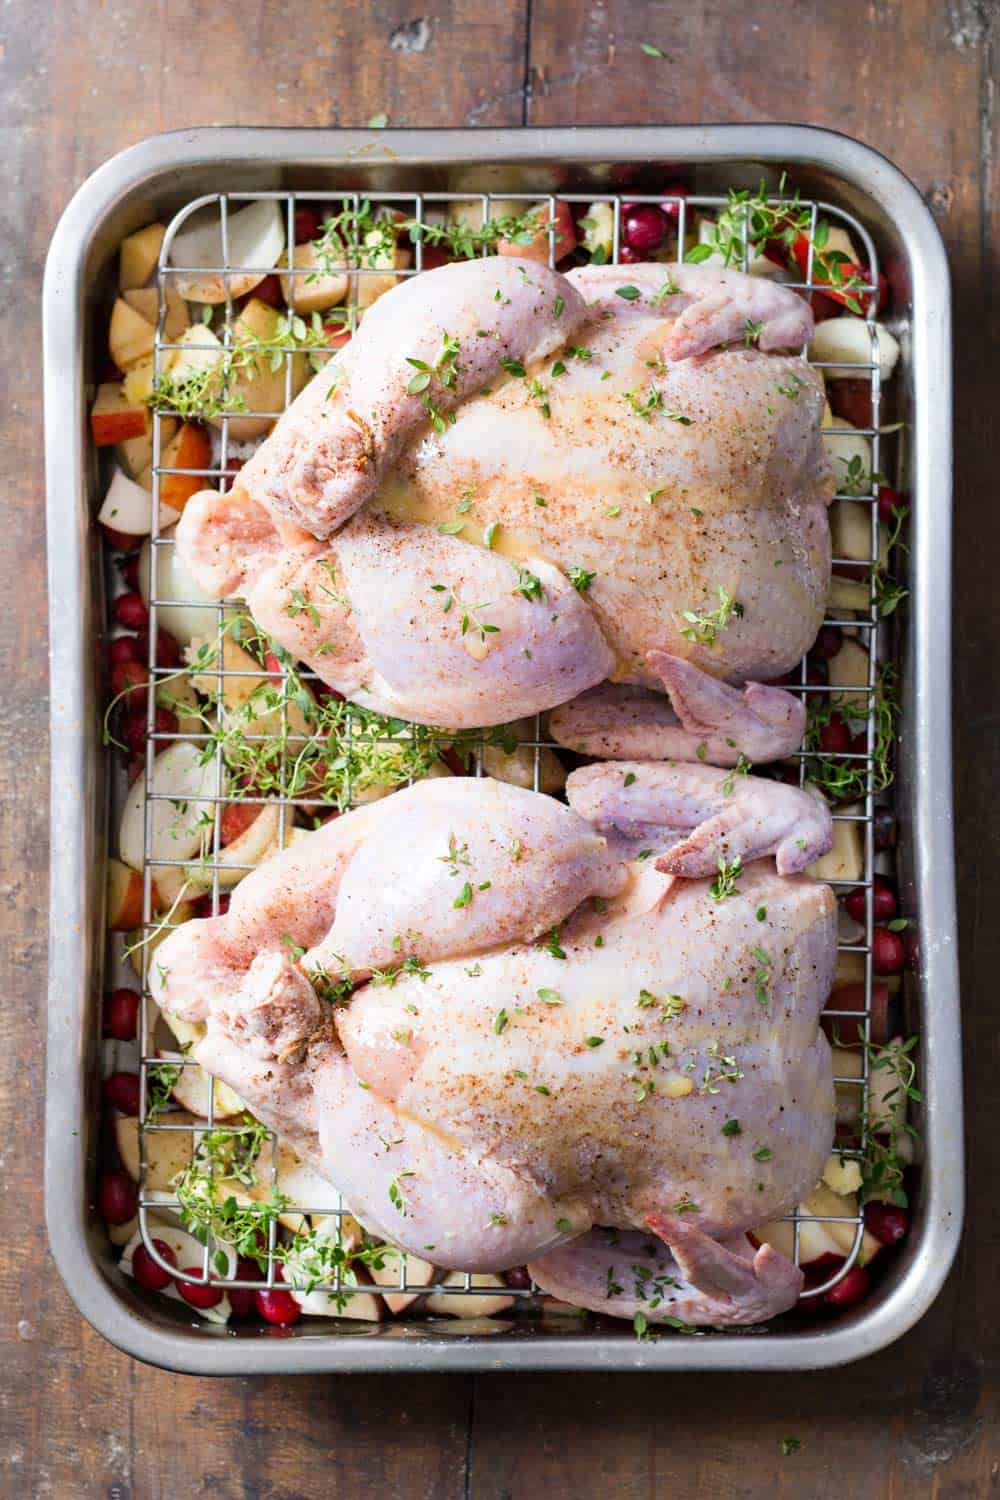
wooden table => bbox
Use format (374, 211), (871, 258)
(2, 1), (996, 1493)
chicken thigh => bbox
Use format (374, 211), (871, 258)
(151, 769), (836, 1327)
(175, 257), (834, 742)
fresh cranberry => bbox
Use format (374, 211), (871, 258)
(818, 712), (852, 755)
(227, 1256), (264, 1319)
(254, 1271), (302, 1326)
(617, 244), (639, 263)
(622, 203), (669, 255)
(878, 485), (907, 525)
(822, 981), (890, 1046)
(99, 1170), (138, 1226)
(192, 892), (231, 920)
(113, 591), (150, 632)
(221, 457), (246, 494)
(846, 877), (897, 924)
(136, 628), (181, 669)
(109, 635), (140, 668)
(811, 625), (843, 661)
(122, 707), (179, 757)
(294, 206), (321, 244)
(252, 274), (285, 309)
(104, 987), (139, 1041)
(103, 1070), (141, 1116)
(102, 525), (143, 553)
(131, 1238), (177, 1291)
(822, 1264), (870, 1308)
(657, 184), (688, 221)
(504, 1266), (533, 1290)
(176, 1268), (224, 1310)
(827, 379), (872, 431)
(863, 1201), (909, 1246)
(111, 660), (149, 699)
(873, 807), (896, 851)
(416, 245), (451, 270)
(872, 926), (905, 974)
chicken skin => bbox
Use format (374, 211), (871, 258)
(175, 257), (833, 742)
(151, 770), (836, 1327)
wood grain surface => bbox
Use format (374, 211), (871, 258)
(2, 1), (996, 1494)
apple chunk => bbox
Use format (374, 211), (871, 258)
(119, 222), (166, 291)
(91, 382), (147, 446)
(110, 297), (157, 371)
(159, 423), (213, 513)
(169, 199), (285, 303)
(368, 1248), (437, 1314)
(107, 858), (144, 931)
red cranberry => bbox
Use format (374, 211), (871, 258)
(99, 1170), (138, 1226)
(111, 660), (149, 699)
(176, 1269), (224, 1310)
(294, 206), (321, 243)
(114, 591), (150, 632)
(131, 1238), (177, 1291)
(102, 526), (143, 553)
(822, 1264), (870, 1308)
(822, 981), (890, 1047)
(811, 625), (843, 661)
(657, 184), (688, 222)
(863, 1201), (909, 1246)
(109, 635), (140, 668)
(827, 379), (872, 431)
(255, 1272), (302, 1326)
(872, 926), (905, 974)
(873, 807), (896, 851)
(252, 274), (285, 308)
(192, 892), (231, 920)
(846, 876), (897, 925)
(227, 1256), (264, 1319)
(504, 1266), (533, 1291)
(622, 203), (670, 255)
(104, 987), (139, 1041)
(818, 712), (852, 754)
(221, 457), (246, 494)
(878, 485), (907, 525)
(136, 628), (181, 669)
(122, 707), (179, 757)
(103, 1070), (141, 1116)
(617, 244), (640, 263)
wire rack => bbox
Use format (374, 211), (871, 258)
(106, 183), (896, 1321)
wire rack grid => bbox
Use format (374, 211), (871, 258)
(112, 182), (897, 1319)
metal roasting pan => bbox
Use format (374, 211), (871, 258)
(43, 125), (960, 1373)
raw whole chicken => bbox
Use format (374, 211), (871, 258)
(176, 257), (834, 752)
(151, 767), (837, 1328)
